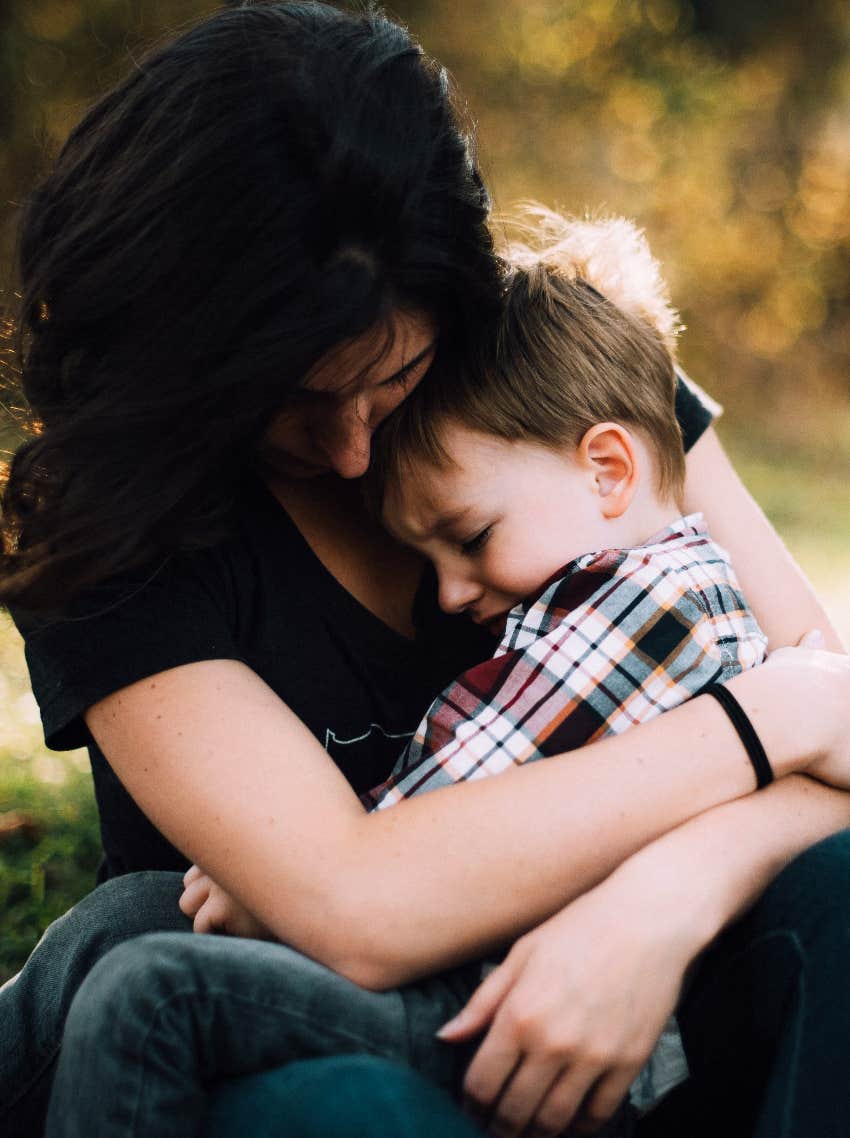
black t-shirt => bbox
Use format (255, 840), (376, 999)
(11, 376), (716, 881)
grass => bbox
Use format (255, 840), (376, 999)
(0, 617), (100, 982)
(1, 434), (849, 983)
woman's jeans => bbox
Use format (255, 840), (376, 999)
(4, 830), (850, 1137)
(204, 1057), (488, 1138)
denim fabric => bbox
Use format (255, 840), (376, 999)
(204, 1056), (489, 1138)
(6, 829), (850, 1138)
(43, 928), (481, 1137)
(636, 828), (850, 1138)
(41, 917), (638, 1138)
(0, 871), (190, 1138)
(675, 827), (850, 1138)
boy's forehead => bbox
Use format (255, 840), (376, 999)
(382, 462), (472, 541)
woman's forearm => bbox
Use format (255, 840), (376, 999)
(88, 650), (846, 990)
(320, 657), (842, 986)
(609, 774), (850, 968)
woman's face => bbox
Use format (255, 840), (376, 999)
(257, 310), (437, 480)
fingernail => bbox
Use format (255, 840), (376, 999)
(435, 1013), (464, 1039)
(809, 629), (826, 647)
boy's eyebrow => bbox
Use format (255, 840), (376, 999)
(394, 506), (472, 542)
(428, 507), (474, 536)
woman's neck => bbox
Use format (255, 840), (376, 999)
(264, 472), (425, 639)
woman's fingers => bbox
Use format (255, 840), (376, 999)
(531, 1067), (608, 1137)
(483, 1055), (562, 1138)
(461, 1012), (522, 1119)
(466, 1031), (621, 1138)
(438, 959), (518, 1042)
(571, 1068), (635, 1134)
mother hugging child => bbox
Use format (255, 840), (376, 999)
(3, 5), (850, 1138)
(62, 213), (772, 1136)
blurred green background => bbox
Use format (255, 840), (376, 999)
(1, 0), (849, 980)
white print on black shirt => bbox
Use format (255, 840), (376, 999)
(324, 722), (414, 770)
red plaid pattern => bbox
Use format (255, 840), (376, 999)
(364, 514), (767, 810)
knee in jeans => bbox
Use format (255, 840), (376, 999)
(751, 828), (850, 947)
(45, 872), (185, 962)
(63, 933), (198, 1048)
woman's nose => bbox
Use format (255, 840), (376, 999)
(437, 570), (483, 615)
(319, 400), (372, 479)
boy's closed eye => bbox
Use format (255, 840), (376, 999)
(460, 526), (493, 556)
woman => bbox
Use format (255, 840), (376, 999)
(2, 4), (850, 1137)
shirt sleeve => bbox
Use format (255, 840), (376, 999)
(365, 561), (730, 809)
(10, 549), (244, 751)
(675, 369), (722, 452)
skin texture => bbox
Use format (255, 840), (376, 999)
(382, 420), (677, 634)
(85, 320), (850, 1134)
(255, 310), (437, 481)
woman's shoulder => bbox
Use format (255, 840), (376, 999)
(9, 474), (305, 750)
(675, 369), (722, 453)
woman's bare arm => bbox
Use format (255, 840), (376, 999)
(85, 645), (848, 989)
(440, 429), (850, 1130)
(683, 426), (846, 651)
(444, 773), (850, 1137)
(85, 425), (849, 988)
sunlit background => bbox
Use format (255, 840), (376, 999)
(1, 0), (849, 976)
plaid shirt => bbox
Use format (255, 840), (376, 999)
(362, 512), (766, 1115)
(364, 514), (767, 811)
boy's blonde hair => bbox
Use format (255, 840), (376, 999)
(368, 210), (686, 513)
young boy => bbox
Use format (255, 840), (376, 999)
(361, 216), (766, 812)
(55, 217), (768, 1138)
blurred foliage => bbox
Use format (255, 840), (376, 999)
(0, 612), (99, 982)
(402, 0), (850, 444)
(1, 0), (849, 439)
(1, 0), (849, 971)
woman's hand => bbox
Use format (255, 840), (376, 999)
(437, 868), (695, 1137)
(750, 635), (850, 787)
(179, 864), (275, 940)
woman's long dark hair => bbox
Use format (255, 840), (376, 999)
(0, 0), (501, 610)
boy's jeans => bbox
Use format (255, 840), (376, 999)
(7, 829), (850, 1137)
(46, 925), (485, 1138)
(0, 872), (191, 1138)
(0, 871), (634, 1138)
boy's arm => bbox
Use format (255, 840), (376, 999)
(369, 547), (751, 810)
(180, 864), (275, 940)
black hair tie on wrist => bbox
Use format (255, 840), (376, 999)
(702, 682), (775, 789)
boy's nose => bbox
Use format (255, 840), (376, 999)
(437, 572), (483, 615)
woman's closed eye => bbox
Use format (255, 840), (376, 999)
(380, 368), (415, 392)
(380, 350), (434, 390)
(460, 526), (492, 556)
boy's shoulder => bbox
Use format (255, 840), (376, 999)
(502, 515), (747, 649)
(500, 513), (767, 677)
(533, 513), (725, 606)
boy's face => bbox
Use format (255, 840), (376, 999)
(383, 422), (614, 635)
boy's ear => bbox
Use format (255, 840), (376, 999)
(577, 423), (639, 519)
